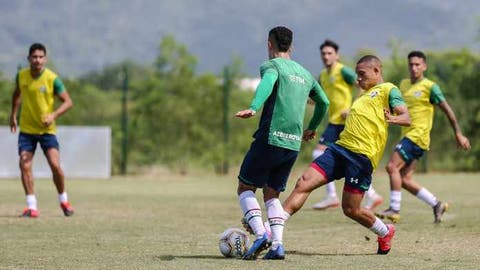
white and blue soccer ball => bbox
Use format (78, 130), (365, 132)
(219, 227), (250, 258)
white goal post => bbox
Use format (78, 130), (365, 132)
(0, 126), (111, 179)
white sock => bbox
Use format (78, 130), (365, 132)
(326, 182), (337, 198)
(390, 190), (402, 211)
(265, 198), (285, 249)
(416, 188), (438, 207)
(369, 217), (389, 237)
(239, 191), (266, 238)
(312, 149), (324, 159)
(26, 194), (37, 210)
(58, 192), (68, 203)
(366, 185), (377, 198)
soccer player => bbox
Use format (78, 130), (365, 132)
(311, 39), (383, 211)
(235, 26), (329, 260)
(9, 43), (75, 218)
(269, 55), (411, 259)
(377, 51), (470, 224)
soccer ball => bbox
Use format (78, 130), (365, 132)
(219, 227), (250, 258)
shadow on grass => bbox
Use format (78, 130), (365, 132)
(287, 250), (375, 256)
(156, 250), (375, 261)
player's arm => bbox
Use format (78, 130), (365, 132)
(43, 78), (73, 127)
(431, 84), (470, 150)
(10, 74), (21, 133)
(304, 81), (330, 141)
(235, 67), (278, 118)
(384, 87), (411, 126)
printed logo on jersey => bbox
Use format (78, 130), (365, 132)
(329, 75), (335, 83)
(272, 131), (302, 142)
(369, 91), (379, 98)
(289, 75), (306, 84)
(414, 90), (422, 98)
(39, 86), (47, 93)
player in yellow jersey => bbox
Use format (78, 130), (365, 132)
(311, 40), (383, 211)
(271, 55), (411, 257)
(9, 43), (74, 218)
(377, 51), (470, 224)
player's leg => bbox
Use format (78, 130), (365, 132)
(378, 146), (407, 223)
(312, 125), (341, 210)
(341, 159), (394, 255)
(262, 149), (297, 260)
(41, 134), (74, 216)
(18, 133), (39, 217)
(400, 162), (448, 223)
(237, 140), (271, 259)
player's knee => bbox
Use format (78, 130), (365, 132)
(295, 174), (312, 192)
(386, 161), (398, 174)
(342, 205), (358, 218)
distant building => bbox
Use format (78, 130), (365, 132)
(238, 77), (260, 91)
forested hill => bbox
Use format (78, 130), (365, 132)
(1, 0), (479, 77)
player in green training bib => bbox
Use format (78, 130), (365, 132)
(280, 55), (411, 256)
(9, 43), (75, 218)
(311, 39), (383, 211)
(377, 51), (471, 224)
(236, 26), (329, 260)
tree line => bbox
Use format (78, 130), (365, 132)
(0, 36), (478, 174)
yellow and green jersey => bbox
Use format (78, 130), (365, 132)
(16, 67), (65, 135)
(337, 82), (405, 169)
(319, 62), (356, 125)
(399, 78), (445, 150)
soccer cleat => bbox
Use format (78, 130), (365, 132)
(242, 233), (271, 260)
(375, 208), (401, 223)
(433, 201), (449, 224)
(20, 208), (39, 218)
(263, 244), (285, 260)
(377, 224), (395, 255)
(60, 201), (74, 217)
(312, 196), (340, 210)
(364, 193), (384, 211)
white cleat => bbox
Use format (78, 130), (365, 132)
(364, 193), (384, 211)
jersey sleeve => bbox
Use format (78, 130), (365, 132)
(249, 65), (278, 111)
(340, 66), (357, 86)
(307, 81), (330, 130)
(429, 83), (446, 104)
(388, 87), (406, 109)
(53, 77), (66, 94)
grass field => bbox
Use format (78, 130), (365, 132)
(1, 170), (479, 269)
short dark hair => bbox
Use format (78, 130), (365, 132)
(29, 43), (47, 56)
(269, 26), (293, 52)
(357, 55), (382, 67)
(320, 39), (339, 52)
(408, 50), (427, 62)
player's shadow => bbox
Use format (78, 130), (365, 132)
(155, 255), (225, 261)
(287, 250), (375, 256)
(156, 250), (375, 261)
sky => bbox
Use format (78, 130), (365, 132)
(0, 0), (479, 78)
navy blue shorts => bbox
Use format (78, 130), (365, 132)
(394, 137), (425, 165)
(18, 132), (59, 155)
(311, 144), (372, 193)
(238, 140), (298, 192)
(319, 124), (345, 145)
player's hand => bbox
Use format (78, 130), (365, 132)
(384, 108), (397, 124)
(42, 113), (55, 127)
(303, 129), (316, 141)
(9, 115), (17, 133)
(341, 109), (350, 119)
(235, 109), (256, 118)
(456, 133), (471, 151)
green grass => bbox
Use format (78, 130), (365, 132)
(1, 170), (479, 269)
